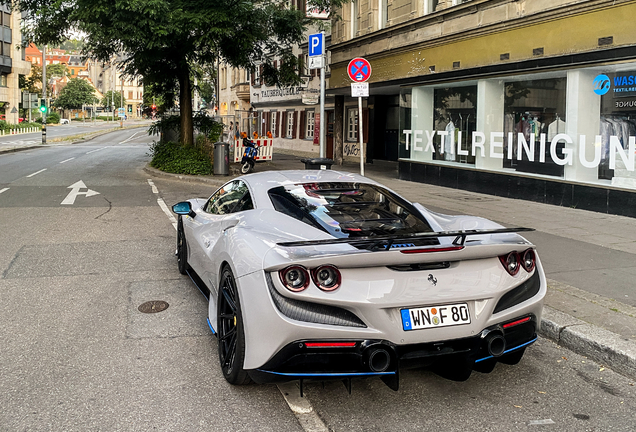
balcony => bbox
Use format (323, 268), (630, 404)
(233, 83), (250, 101)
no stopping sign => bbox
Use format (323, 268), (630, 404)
(347, 58), (372, 83)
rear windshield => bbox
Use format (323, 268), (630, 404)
(268, 182), (433, 238)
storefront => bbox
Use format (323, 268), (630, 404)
(398, 63), (636, 217)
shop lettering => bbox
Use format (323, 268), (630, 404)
(614, 76), (636, 86)
(615, 100), (636, 108)
(402, 130), (635, 170)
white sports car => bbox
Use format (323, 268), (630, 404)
(172, 170), (546, 392)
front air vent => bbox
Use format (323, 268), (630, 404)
(598, 36), (613, 46)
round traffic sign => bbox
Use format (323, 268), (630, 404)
(347, 58), (372, 83)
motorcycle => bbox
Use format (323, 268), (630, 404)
(240, 137), (259, 174)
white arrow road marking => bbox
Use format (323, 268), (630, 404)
(61, 180), (100, 205)
(0, 188), (8, 194)
(26, 169), (47, 178)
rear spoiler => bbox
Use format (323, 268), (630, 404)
(277, 227), (535, 251)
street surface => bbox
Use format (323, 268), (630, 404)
(0, 128), (634, 431)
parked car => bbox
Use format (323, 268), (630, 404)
(172, 170), (546, 391)
(60, 119), (70, 125)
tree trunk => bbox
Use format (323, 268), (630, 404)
(178, 69), (194, 146)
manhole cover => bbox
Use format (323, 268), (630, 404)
(138, 300), (169, 313)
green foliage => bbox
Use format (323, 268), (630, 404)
(101, 90), (126, 109)
(0, 121), (42, 132)
(54, 78), (98, 110)
(47, 63), (69, 78)
(148, 141), (213, 175)
(148, 113), (223, 142)
(15, 0), (348, 145)
(47, 112), (61, 124)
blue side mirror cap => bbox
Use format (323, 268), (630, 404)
(172, 201), (193, 215)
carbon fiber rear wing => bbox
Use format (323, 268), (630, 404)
(277, 227), (535, 251)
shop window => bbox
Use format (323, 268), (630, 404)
(503, 78), (567, 177)
(433, 85), (477, 165)
(305, 110), (315, 139)
(346, 107), (358, 141)
(0, 73), (7, 87)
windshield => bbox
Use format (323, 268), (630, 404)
(268, 182), (433, 239)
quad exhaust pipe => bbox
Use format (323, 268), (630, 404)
(363, 345), (393, 372)
(481, 329), (506, 357)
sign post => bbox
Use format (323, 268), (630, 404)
(309, 32), (326, 158)
(347, 57), (372, 176)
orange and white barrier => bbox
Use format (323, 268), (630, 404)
(233, 139), (273, 163)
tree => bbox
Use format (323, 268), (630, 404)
(101, 90), (126, 110)
(17, 0), (345, 145)
(47, 63), (69, 78)
(54, 78), (98, 110)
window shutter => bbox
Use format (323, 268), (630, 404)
(274, 60), (278, 70)
(292, 111), (298, 138)
(250, 70), (255, 86)
(300, 110), (307, 138)
(282, 111), (287, 137)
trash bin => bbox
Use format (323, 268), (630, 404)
(300, 158), (334, 170)
(214, 142), (230, 176)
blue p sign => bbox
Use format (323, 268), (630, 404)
(309, 33), (323, 57)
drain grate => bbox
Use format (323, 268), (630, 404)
(138, 300), (169, 313)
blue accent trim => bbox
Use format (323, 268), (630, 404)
(255, 370), (396, 378)
(400, 309), (412, 331)
(474, 337), (537, 363)
(206, 317), (216, 335)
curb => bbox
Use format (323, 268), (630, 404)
(143, 164), (636, 382)
(539, 306), (636, 380)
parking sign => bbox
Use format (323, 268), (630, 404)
(309, 33), (324, 57)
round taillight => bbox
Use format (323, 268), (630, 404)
(522, 249), (536, 272)
(499, 252), (521, 276)
(280, 265), (310, 292)
(312, 265), (341, 291)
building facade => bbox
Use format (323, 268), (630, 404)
(0, 4), (31, 123)
(328, 0), (636, 217)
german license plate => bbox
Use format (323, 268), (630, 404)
(401, 303), (470, 331)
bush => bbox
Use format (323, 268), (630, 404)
(148, 112), (223, 142)
(47, 112), (60, 124)
(148, 140), (213, 175)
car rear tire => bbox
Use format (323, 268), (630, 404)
(177, 219), (188, 275)
(217, 265), (251, 385)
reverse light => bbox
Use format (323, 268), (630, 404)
(280, 265), (310, 292)
(312, 265), (341, 291)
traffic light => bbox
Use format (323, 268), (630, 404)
(39, 98), (47, 114)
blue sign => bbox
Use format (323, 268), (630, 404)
(308, 33), (323, 57)
(593, 74), (611, 95)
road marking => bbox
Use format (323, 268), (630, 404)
(26, 169), (47, 178)
(157, 197), (178, 230)
(59, 157), (75, 164)
(61, 180), (100, 205)
(277, 383), (329, 432)
(147, 179), (159, 194)
(0, 187), (8, 194)
(86, 147), (107, 154)
(119, 132), (142, 144)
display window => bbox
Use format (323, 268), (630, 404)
(433, 86), (477, 165)
(503, 78), (567, 176)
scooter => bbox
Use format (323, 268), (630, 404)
(240, 137), (259, 174)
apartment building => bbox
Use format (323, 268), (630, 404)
(329, 0), (636, 216)
(0, 4), (31, 123)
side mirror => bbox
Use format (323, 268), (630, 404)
(172, 201), (196, 218)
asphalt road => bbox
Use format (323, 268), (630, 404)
(0, 129), (634, 431)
